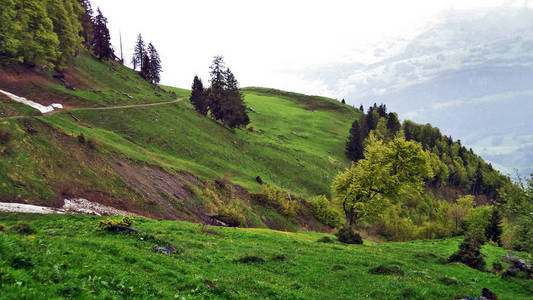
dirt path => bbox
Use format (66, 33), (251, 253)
(0, 97), (184, 120)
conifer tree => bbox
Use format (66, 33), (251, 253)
(140, 49), (150, 80)
(341, 99), (346, 104)
(208, 56), (226, 121)
(77, 0), (94, 49)
(222, 68), (249, 128)
(132, 34), (145, 71)
(190, 76), (208, 115)
(92, 7), (114, 60)
(346, 119), (364, 162)
(359, 104), (364, 112)
(147, 42), (162, 84)
(386, 112), (401, 136)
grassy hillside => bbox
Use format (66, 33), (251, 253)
(0, 213), (531, 299)
(0, 53), (359, 229)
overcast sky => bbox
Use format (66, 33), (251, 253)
(90, 0), (530, 96)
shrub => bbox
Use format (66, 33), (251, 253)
(218, 206), (245, 227)
(492, 262), (503, 273)
(377, 206), (417, 241)
(368, 263), (404, 276)
(335, 226), (363, 244)
(258, 185), (299, 217)
(0, 224), (7, 232)
(98, 216), (134, 230)
(418, 222), (452, 239)
(308, 195), (342, 228)
(11, 223), (34, 235)
(448, 230), (486, 270)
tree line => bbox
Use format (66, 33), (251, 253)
(189, 56), (250, 129)
(0, 0), (162, 84)
(345, 103), (508, 199)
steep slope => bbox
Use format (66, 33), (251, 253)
(0, 53), (359, 230)
(0, 213), (531, 299)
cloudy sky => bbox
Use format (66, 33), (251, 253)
(91, 0), (530, 96)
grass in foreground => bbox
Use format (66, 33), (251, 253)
(0, 213), (531, 299)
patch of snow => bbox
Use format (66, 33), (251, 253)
(0, 89), (63, 113)
(0, 202), (63, 214)
(0, 198), (137, 217)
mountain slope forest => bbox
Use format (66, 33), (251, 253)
(0, 0), (532, 299)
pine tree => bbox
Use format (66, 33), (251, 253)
(132, 33), (145, 71)
(77, 0), (94, 49)
(341, 99), (346, 104)
(366, 107), (378, 131)
(471, 162), (484, 195)
(346, 119), (364, 162)
(386, 112), (401, 136)
(92, 7), (114, 60)
(359, 104), (364, 112)
(207, 56), (226, 121)
(147, 42), (162, 84)
(222, 68), (249, 128)
(140, 49), (150, 80)
(190, 76), (208, 115)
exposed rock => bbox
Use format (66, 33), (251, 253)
(152, 245), (177, 255)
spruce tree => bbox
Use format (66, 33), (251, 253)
(147, 42), (162, 84)
(486, 209), (503, 246)
(207, 56), (226, 121)
(386, 112), (401, 136)
(346, 119), (364, 162)
(366, 107), (379, 131)
(359, 104), (364, 112)
(92, 7), (114, 60)
(341, 99), (346, 104)
(190, 76), (208, 115)
(132, 33), (145, 71)
(222, 68), (249, 128)
(140, 49), (150, 80)
(77, 0), (94, 49)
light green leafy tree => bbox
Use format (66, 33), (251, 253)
(333, 134), (433, 226)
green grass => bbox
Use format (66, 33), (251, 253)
(40, 88), (358, 197)
(0, 93), (40, 118)
(0, 213), (531, 299)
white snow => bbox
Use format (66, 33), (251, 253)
(0, 89), (63, 113)
(0, 198), (137, 216)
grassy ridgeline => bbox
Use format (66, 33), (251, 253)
(0, 213), (531, 299)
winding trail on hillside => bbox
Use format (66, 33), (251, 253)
(0, 97), (184, 121)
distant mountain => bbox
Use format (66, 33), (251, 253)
(306, 7), (533, 178)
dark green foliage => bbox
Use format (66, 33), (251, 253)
(11, 254), (34, 269)
(190, 76), (208, 115)
(448, 231), (486, 271)
(486, 209), (502, 246)
(237, 255), (265, 263)
(146, 42), (162, 84)
(206, 56), (250, 128)
(386, 112), (401, 136)
(132, 34), (145, 71)
(10, 223), (33, 235)
(366, 107), (379, 131)
(92, 7), (114, 60)
(346, 119), (364, 162)
(341, 99), (345, 104)
(77, 0), (94, 49)
(77, 133), (85, 143)
(369, 263), (404, 276)
(335, 226), (363, 244)
(492, 263), (503, 272)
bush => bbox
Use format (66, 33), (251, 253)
(418, 222), (452, 239)
(98, 216), (134, 230)
(11, 223), (34, 235)
(308, 195), (341, 228)
(0, 224), (7, 232)
(448, 231), (486, 270)
(218, 206), (245, 227)
(317, 236), (333, 243)
(368, 263), (404, 276)
(258, 185), (299, 217)
(462, 206), (492, 243)
(377, 206), (417, 241)
(335, 226), (363, 244)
